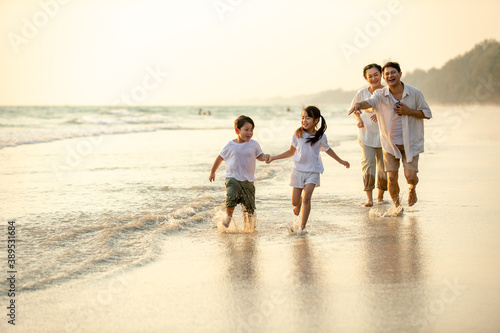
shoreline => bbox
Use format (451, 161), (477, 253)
(1, 107), (500, 332)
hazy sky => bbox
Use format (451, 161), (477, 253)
(1, 0), (499, 105)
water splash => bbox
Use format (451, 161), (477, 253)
(215, 208), (256, 234)
(369, 205), (404, 217)
(287, 213), (307, 235)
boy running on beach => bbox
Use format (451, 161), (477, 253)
(209, 115), (270, 228)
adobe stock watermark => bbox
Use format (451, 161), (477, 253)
(64, 274), (133, 332)
(339, 0), (403, 64)
(410, 278), (468, 332)
(113, 65), (170, 106)
(52, 65), (169, 182)
(236, 272), (291, 333)
(7, 0), (73, 54)
(212, 0), (244, 20)
(253, 116), (295, 145)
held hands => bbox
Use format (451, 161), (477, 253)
(265, 155), (273, 164)
(370, 114), (377, 122)
(259, 154), (271, 163)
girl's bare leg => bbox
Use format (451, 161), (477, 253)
(292, 187), (303, 216)
(300, 183), (316, 230)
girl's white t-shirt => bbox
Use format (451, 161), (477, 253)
(350, 87), (382, 148)
(219, 139), (263, 182)
(291, 132), (330, 174)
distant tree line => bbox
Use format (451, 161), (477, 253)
(403, 39), (500, 104)
(246, 40), (500, 106)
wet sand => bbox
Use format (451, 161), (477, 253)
(3, 106), (500, 332)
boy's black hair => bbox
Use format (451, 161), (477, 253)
(234, 115), (255, 129)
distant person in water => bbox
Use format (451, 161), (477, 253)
(350, 63), (387, 207)
(349, 62), (432, 208)
(267, 106), (350, 231)
(209, 115), (270, 228)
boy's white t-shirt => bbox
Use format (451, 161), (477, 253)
(219, 139), (263, 182)
(291, 133), (330, 174)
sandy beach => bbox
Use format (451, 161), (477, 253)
(1, 105), (500, 332)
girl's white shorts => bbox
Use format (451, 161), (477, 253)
(289, 169), (320, 188)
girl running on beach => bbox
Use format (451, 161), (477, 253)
(267, 106), (350, 231)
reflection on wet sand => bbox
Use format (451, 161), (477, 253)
(361, 215), (427, 331)
(292, 236), (319, 284)
(290, 236), (330, 332)
(222, 234), (258, 284)
(219, 234), (261, 332)
(363, 216), (423, 284)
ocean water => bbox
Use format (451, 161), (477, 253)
(0, 104), (357, 291)
(2, 104), (500, 332)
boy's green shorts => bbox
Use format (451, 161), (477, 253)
(225, 177), (256, 214)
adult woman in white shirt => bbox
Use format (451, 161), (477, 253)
(351, 64), (387, 207)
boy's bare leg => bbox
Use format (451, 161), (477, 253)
(292, 187), (303, 216)
(387, 171), (400, 207)
(243, 212), (255, 232)
(300, 183), (316, 230)
(364, 189), (374, 207)
(224, 207), (235, 227)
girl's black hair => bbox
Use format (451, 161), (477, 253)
(295, 106), (327, 146)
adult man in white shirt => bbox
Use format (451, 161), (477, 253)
(349, 62), (432, 208)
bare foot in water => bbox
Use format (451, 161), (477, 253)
(296, 225), (308, 235)
(222, 216), (231, 228)
(408, 186), (417, 206)
(364, 200), (373, 207)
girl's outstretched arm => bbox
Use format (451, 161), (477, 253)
(267, 145), (296, 164)
(209, 155), (224, 182)
(325, 148), (350, 168)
